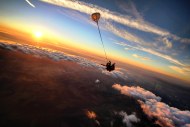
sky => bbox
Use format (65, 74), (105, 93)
(0, 0), (190, 82)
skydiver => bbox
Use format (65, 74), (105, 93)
(106, 61), (115, 72)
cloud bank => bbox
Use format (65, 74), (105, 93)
(112, 84), (190, 127)
(0, 41), (129, 80)
(113, 84), (161, 101)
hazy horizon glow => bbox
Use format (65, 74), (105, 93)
(0, 0), (190, 83)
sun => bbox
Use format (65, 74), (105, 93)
(34, 31), (43, 38)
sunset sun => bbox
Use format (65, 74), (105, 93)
(34, 31), (43, 38)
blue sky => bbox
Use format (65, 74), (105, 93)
(0, 0), (190, 82)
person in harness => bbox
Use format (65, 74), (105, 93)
(106, 61), (115, 72)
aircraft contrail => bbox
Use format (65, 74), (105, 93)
(25, 0), (35, 8)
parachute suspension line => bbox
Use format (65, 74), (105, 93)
(96, 22), (108, 62)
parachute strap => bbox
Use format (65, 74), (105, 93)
(96, 22), (108, 62)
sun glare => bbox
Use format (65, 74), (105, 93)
(34, 31), (43, 38)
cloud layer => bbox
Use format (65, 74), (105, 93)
(112, 84), (190, 127)
(0, 41), (129, 80)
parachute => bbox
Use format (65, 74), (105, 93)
(91, 12), (100, 23)
(91, 12), (115, 72)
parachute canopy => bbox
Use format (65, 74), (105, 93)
(91, 12), (100, 23)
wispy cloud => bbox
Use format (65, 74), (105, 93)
(57, 9), (92, 25)
(113, 84), (190, 127)
(104, 21), (149, 46)
(158, 37), (173, 49)
(125, 47), (134, 50)
(169, 66), (190, 75)
(116, 0), (144, 21)
(171, 34), (190, 44)
(115, 42), (185, 66)
(25, 0), (35, 8)
(132, 54), (152, 61)
(169, 66), (185, 74)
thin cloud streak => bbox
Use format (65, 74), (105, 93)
(132, 54), (152, 61)
(105, 21), (147, 45)
(169, 66), (190, 75)
(25, 0), (35, 8)
(116, 0), (144, 21)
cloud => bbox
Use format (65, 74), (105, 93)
(118, 111), (140, 127)
(164, 38), (172, 48)
(171, 34), (190, 44)
(132, 54), (152, 61)
(95, 79), (100, 84)
(102, 69), (128, 80)
(112, 84), (161, 101)
(139, 100), (190, 127)
(125, 47), (134, 50)
(112, 84), (190, 127)
(25, 0), (35, 8)
(169, 66), (190, 75)
(115, 42), (186, 66)
(57, 9), (92, 25)
(117, 0), (143, 21)
(169, 66), (185, 74)
(156, 37), (173, 50)
(105, 21), (149, 46)
(162, 37), (172, 48)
